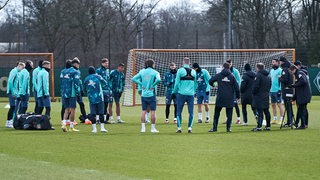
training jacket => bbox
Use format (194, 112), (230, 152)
(240, 70), (256, 105)
(252, 69), (271, 109)
(132, 67), (161, 97)
(173, 64), (197, 96)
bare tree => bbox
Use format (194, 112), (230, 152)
(0, 0), (10, 11)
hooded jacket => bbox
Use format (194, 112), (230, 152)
(293, 69), (311, 105)
(209, 68), (239, 108)
(252, 69), (271, 109)
(279, 60), (294, 99)
(240, 70), (256, 105)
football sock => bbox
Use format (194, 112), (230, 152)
(198, 113), (202, 120)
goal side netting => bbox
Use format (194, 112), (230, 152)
(123, 49), (295, 106)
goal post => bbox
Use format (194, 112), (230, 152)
(0, 53), (55, 101)
(123, 49), (296, 106)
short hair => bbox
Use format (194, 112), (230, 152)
(65, 59), (72, 68)
(256, 63), (265, 70)
(42, 61), (50, 66)
(72, 57), (80, 64)
(272, 58), (279, 63)
(101, 58), (108, 63)
(170, 62), (176, 66)
(223, 62), (230, 69)
(289, 65), (298, 71)
(118, 63), (125, 67)
(145, 59), (155, 68)
(26, 60), (33, 65)
(183, 57), (190, 64)
(226, 59), (232, 64)
(18, 62), (25, 67)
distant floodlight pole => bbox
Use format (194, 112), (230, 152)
(228, 0), (232, 49)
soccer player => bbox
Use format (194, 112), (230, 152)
(84, 66), (108, 133)
(226, 59), (241, 124)
(279, 56), (294, 127)
(132, 59), (161, 133)
(208, 62), (239, 133)
(5, 62), (22, 128)
(96, 58), (112, 124)
(109, 63), (126, 123)
(61, 58), (81, 132)
(240, 63), (256, 126)
(289, 65), (311, 129)
(32, 60), (43, 113)
(251, 63), (271, 131)
(173, 57), (196, 133)
(36, 61), (51, 116)
(294, 60), (310, 127)
(270, 58), (284, 124)
(192, 63), (211, 123)
(73, 57), (87, 123)
(60, 59), (72, 121)
(17, 60), (33, 114)
(163, 62), (177, 124)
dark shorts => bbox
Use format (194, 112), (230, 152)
(103, 91), (113, 103)
(63, 97), (77, 108)
(270, 92), (282, 104)
(38, 96), (51, 108)
(90, 102), (104, 115)
(34, 92), (38, 102)
(77, 96), (83, 103)
(111, 92), (122, 103)
(142, 96), (156, 111)
(8, 93), (16, 106)
(197, 91), (209, 104)
(165, 93), (176, 105)
(19, 94), (30, 108)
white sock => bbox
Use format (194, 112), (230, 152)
(178, 127), (181, 130)
(188, 127), (192, 130)
(109, 116), (113, 121)
(166, 119), (169, 121)
(104, 115), (107, 121)
(273, 116), (277, 120)
(96, 115), (99, 121)
(151, 124), (156, 130)
(206, 111), (210, 118)
(198, 113), (202, 120)
(280, 116), (284, 121)
(117, 116), (121, 120)
(174, 118), (177, 121)
(141, 123), (145, 129)
(237, 117), (241, 121)
(101, 123), (105, 130)
(62, 120), (66, 126)
(70, 122), (74, 128)
(92, 124), (97, 131)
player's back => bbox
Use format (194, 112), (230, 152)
(84, 74), (104, 104)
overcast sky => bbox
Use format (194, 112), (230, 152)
(0, 0), (208, 22)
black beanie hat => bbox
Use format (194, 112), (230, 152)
(192, 63), (200, 69)
(279, 56), (287, 62)
(294, 60), (302, 66)
(88, 66), (95, 74)
(244, 63), (251, 71)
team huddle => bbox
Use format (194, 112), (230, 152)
(5, 56), (312, 133)
(132, 57), (311, 133)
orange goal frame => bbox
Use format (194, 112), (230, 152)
(0, 53), (56, 101)
(127, 48), (296, 106)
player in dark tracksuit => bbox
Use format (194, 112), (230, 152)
(240, 63), (257, 126)
(279, 56), (294, 127)
(208, 63), (240, 132)
(289, 65), (311, 129)
(294, 61), (310, 127)
(252, 63), (271, 131)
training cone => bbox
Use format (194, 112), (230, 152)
(85, 119), (92, 125)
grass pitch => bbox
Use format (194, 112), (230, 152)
(0, 97), (320, 180)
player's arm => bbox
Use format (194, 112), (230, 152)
(132, 73), (142, 86)
(208, 74), (218, 86)
(279, 69), (289, 84)
(152, 72), (161, 87)
(233, 76), (240, 99)
(172, 69), (181, 94)
(234, 69), (241, 86)
(163, 73), (169, 87)
(293, 72), (307, 87)
(43, 73), (50, 96)
(73, 71), (81, 96)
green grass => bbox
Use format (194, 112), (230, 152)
(0, 97), (320, 180)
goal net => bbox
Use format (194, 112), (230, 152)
(123, 49), (296, 106)
(0, 53), (56, 101)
